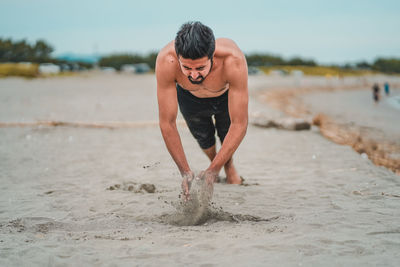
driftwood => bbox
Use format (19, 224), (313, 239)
(257, 84), (400, 175)
(251, 116), (311, 131)
(313, 113), (400, 174)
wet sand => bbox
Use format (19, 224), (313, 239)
(1, 73), (400, 266)
(302, 88), (400, 142)
(255, 74), (400, 173)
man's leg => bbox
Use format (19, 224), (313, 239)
(214, 102), (242, 184)
(223, 157), (242, 184)
(202, 145), (219, 182)
(202, 145), (242, 184)
(203, 145), (216, 161)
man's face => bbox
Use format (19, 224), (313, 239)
(178, 56), (213, 84)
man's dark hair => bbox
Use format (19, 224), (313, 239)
(175, 21), (215, 60)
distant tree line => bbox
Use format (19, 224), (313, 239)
(370, 58), (400, 73)
(0, 38), (92, 69)
(98, 53), (318, 70)
(0, 38), (54, 63)
(98, 53), (157, 71)
(2, 38), (400, 74)
(245, 54), (317, 66)
(99, 53), (400, 74)
(245, 54), (400, 74)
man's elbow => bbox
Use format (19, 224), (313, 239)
(231, 119), (248, 135)
(242, 119), (248, 136)
(159, 120), (176, 134)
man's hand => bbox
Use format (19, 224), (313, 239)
(181, 172), (194, 201)
(199, 170), (217, 185)
(199, 170), (217, 196)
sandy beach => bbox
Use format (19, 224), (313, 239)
(1, 73), (400, 266)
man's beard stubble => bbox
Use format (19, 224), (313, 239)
(188, 75), (205, 84)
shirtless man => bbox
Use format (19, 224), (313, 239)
(156, 21), (248, 199)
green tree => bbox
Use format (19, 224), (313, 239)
(287, 57), (316, 66)
(31, 40), (54, 62)
(99, 53), (158, 70)
(372, 58), (400, 73)
(355, 61), (371, 69)
(245, 53), (285, 66)
(0, 38), (54, 63)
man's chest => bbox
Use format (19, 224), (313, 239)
(176, 72), (229, 97)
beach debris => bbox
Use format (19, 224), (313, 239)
(251, 115), (311, 131)
(313, 113), (400, 174)
(107, 184), (121, 190)
(142, 161), (160, 169)
(107, 182), (156, 193)
(251, 116), (278, 128)
(381, 192), (400, 198)
(214, 175), (254, 186)
(276, 117), (311, 131)
(140, 183), (156, 193)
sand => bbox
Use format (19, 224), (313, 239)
(1, 73), (400, 266)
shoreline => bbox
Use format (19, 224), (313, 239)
(257, 80), (400, 174)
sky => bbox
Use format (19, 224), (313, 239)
(1, 0), (400, 64)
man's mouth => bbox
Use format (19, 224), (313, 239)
(188, 75), (204, 84)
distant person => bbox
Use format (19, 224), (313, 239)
(384, 82), (390, 96)
(372, 83), (380, 104)
(155, 22), (248, 200)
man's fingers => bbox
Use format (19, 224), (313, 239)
(183, 185), (190, 201)
(181, 178), (191, 201)
(184, 192), (190, 201)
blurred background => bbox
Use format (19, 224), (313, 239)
(1, 0), (400, 76)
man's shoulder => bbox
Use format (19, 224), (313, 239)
(215, 38), (247, 78)
(217, 38), (243, 53)
(216, 38), (237, 48)
(156, 41), (178, 75)
(216, 38), (245, 64)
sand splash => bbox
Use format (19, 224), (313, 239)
(159, 177), (276, 226)
(167, 177), (213, 226)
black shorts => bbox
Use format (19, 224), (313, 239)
(176, 83), (231, 149)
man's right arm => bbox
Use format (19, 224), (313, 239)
(155, 52), (191, 177)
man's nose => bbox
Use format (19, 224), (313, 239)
(190, 72), (199, 79)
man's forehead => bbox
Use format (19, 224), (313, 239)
(178, 56), (210, 66)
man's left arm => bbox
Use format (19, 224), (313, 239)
(206, 54), (248, 177)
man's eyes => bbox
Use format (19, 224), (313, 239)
(183, 67), (205, 70)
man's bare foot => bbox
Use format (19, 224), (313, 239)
(224, 163), (242, 184)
